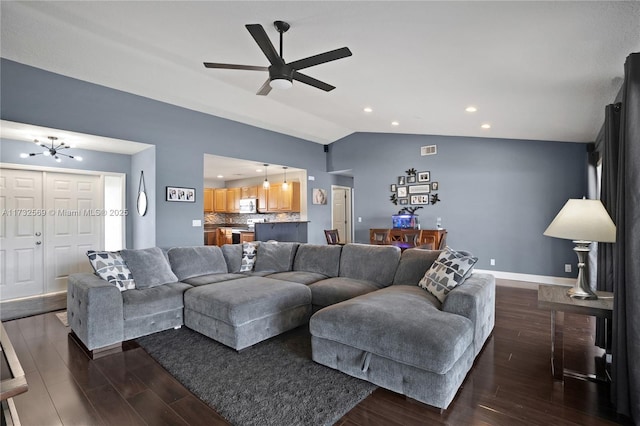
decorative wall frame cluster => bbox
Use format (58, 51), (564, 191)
(389, 167), (441, 206)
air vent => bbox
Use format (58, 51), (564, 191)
(421, 145), (437, 156)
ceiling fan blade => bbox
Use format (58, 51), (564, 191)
(287, 47), (352, 71)
(245, 24), (284, 66)
(256, 78), (272, 96)
(204, 62), (268, 71)
(292, 71), (335, 92)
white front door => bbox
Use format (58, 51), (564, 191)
(0, 169), (45, 300)
(44, 172), (103, 294)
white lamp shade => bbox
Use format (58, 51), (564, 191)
(544, 199), (616, 243)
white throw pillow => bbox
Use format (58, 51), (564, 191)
(86, 250), (136, 291)
(418, 247), (477, 302)
(240, 242), (258, 272)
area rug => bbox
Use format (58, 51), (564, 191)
(55, 311), (68, 326)
(136, 326), (377, 426)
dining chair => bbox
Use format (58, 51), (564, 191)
(324, 229), (342, 245)
(369, 229), (390, 245)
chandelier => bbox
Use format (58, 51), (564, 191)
(20, 136), (83, 163)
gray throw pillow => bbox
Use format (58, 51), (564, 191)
(418, 246), (478, 302)
(120, 247), (178, 289)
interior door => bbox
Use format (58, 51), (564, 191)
(0, 169), (44, 300)
(44, 172), (103, 294)
(331, 186), (352, 243)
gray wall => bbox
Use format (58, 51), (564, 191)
(328, 132), (588, 278)
(0, 137), (134, 248)
(131, 147), (156, 249)
(1, 59), (331, 247)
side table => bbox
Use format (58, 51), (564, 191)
(537, 284), (613, 382)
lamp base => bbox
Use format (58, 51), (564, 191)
(567, 241), (598, 300)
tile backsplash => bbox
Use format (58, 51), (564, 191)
(205, 212), (301, 225)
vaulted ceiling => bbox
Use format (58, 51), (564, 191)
(2, 1), (639, 145)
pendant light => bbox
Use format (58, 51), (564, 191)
(282, 166), (289, 191)
(263, 164), (270, 189)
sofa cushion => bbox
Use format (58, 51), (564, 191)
(292, 244), (342, 277)
(254, 242), (299, 273)
(167, 246), (228, 281)
(310, 286), (473, 374)
(339, 244), (401, 288)
(184, 276), (311, 326)
(182, 273), (246, 286)
(419, 247), (478, 303)
(120, 247), (179, 289)
(122, 282), (192, 320)
(240, 242), (258, 272)
(86, 250), (136, 291)
(266, 271), (328, 285)
(392, 248), (441, 286)
(221, 244), (243, 273)
(308, 277), (379, 308)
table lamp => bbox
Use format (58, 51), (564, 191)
(543, 199), (616, 300)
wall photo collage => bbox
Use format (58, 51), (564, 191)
(389, 167), (440, 207)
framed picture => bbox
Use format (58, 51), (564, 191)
(313, 188), (328, 205)
(407, 175), (417, 184)
(390, 184), (397, 192)
(398, 176), (406, 185)
(166, 186), (195, 202)
(397, 186), (407, 197)
(431, 182), (439, 191)
(410, 194), (430, 205)
(408, 184), (430, 194)
(418, 171), (430, 182)
(399, 199), (408, 205)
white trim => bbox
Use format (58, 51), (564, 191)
(0, 290), (67, 304)
(475, 268), (575, 289)
(1, 162), (123, 177)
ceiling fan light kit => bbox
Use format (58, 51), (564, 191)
(203, 20), (352, 96)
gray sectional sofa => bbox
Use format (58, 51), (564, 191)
(67, 242), (495, 409)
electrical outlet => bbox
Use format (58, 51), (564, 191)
(490, 259), (495, 266)
(565, 264), (572, 273)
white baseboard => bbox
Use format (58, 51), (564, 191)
(474, 269), (574, 290)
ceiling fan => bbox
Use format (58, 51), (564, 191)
(204, 20), (352, 96)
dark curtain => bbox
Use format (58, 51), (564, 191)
(600, 52), (640, 423)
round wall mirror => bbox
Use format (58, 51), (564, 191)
(137, 171), (148, 216)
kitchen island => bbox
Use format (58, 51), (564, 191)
(254, 221), (308, 243)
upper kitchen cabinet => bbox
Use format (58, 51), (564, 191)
(214, 189), (227, 213)
(226, 187), (241, 213)
(259, 182), (300, 213)
(204, 188), (215, 213)
(241, 186), (258, 199)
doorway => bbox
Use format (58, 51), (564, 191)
(0, 167), (118, 301)
(331, 185), (352, 243)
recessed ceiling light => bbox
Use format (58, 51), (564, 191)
(256, 168), (262, 173)
(217, 175), (224, 178)
(481, 123), (491, 129)
(391, 121), (399, 126)
(363, 107), (373, 113)
(465, 106), (477, 112)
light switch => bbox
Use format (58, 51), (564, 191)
(192, 220), (202, 227)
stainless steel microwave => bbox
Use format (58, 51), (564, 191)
(239, 198), (258, 214)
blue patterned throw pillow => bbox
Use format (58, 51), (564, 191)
(418, 246), (477, 303)
(86, 250), (136, 291)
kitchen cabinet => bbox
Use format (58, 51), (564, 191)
(241, 186), (258, 199)
(226, 188), (241, 213)
(257, 182), (300, 213)
(203, 188), (215, 213)
(240, 231), (255, 243)
(217, 227), (233, 246)
(204, 230), (217, 245)
(214, 189), (227, 213)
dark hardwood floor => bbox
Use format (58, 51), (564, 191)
(2, 283), (631, 425)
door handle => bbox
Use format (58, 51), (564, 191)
(36, 241), (42, 245)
